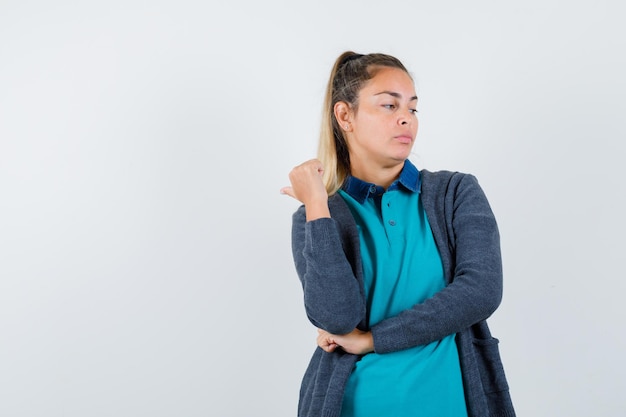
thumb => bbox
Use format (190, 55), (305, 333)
(280, 186), (295, 199)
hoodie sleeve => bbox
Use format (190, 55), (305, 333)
(291, 204), (366, 335)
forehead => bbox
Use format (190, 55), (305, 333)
(361, 67), (416, 97)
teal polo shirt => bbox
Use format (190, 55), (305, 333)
(338, 160), (467, 417)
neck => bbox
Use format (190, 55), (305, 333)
(350, 159), (404, 189)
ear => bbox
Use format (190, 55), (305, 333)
(334, 101), (354, 132)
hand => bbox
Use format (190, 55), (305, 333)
(281, 159), (330, 221)
(317, 328), (374, 355)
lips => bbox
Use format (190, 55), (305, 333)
(394, 135), (413, 144)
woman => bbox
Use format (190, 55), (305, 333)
(281, 51), (515, 417)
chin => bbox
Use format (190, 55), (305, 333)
(391, 151), (412, 161)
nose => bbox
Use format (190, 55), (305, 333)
(398, 109), (413, 125)
(398, 107), (415, 126)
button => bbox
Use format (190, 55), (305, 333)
(369, 185), (377, 194)
(389, 220), (396, 226)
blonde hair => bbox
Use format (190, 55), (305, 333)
(317, 51), (410, 195)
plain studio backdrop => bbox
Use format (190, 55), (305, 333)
(1, 1), (624, 416)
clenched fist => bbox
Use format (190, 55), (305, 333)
(281, 159), (331, 221)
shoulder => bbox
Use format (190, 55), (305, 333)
(420, 169), (493, 224)
(420, 169), (476, 185)
(420, 169), (481, 198)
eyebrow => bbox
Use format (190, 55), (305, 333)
(374, 91), (418, 101)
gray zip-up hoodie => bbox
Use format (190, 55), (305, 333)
(291, 169), (516, 417)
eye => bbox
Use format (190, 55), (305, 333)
(382, 104), (396, 110)
(410, 109), (419, 115)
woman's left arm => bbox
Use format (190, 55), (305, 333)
(370, 173), (503, 353)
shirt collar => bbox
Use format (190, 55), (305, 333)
(341, 159), (421, 204)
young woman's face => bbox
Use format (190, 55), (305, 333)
(346, 67), (418, 168)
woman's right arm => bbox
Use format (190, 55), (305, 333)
(291, 206), (365, 335)
(282, 159), (365, 335)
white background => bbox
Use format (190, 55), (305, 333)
(1, 1), (625, 416)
